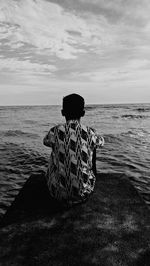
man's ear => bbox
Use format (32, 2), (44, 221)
(61, 109), (65, 116)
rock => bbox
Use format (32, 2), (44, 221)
(0, 173), (149, 266)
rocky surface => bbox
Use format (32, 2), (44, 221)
(0, 173), (150, 266)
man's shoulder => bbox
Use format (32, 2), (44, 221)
(50, 123), (65, 131)
(84, 125), (96, 135)
(50, 123), (96, 134)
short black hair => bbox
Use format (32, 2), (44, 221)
(62, 93), (85, 120)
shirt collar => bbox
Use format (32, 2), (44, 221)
(66, 119), (80, 124)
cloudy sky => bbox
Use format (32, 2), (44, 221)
(0, 0), (150, 105)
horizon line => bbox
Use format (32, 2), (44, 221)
(0, 101), (150, 107)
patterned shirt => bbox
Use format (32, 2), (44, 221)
(43, 120), (104, 204)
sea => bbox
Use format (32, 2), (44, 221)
(0, 103), (150, 218)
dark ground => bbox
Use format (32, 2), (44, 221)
(0, 173), (150, 266)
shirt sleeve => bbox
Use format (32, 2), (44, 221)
(95, 134), (104, 148)
(90, 127), (104, 148)
(43, 126), (55, 147)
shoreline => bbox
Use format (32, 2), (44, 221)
(0, 172), (150, 265)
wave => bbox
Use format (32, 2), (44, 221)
(0, 142), (48, 182)
(4, 130), (38, 138)
(121, 114), (148, 119)
(103, 133), (121, 143)
(0, 142), (48, 217)
(85, 105), (99, 111)
(24, 120), (38, 125)
(120, 128), (149, 139)
(133, 107), (150, 112)
(112, 114), (149, 119)
(100, 104), (132, 110)
(112, 115), (119, 119)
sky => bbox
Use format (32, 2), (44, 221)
(0, 0), (150, 105)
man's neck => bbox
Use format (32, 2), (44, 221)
(65, 118), (81, 123)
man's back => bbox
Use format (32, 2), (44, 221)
(43, 120), (104, 204)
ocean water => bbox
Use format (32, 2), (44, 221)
(0, 103), (150, 218)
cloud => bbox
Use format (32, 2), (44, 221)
(0, 57), (56, 73)
(0, 0), (138, 61)
(0, 0), (93, 59)
(0, 0), (150, 104)
(47, 0), (150, 25)
(1, 0), (150, 64)
(68, 58), (150, 84)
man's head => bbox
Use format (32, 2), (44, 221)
(61, 93), (85, 120)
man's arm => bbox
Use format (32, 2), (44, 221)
(43, 132), (50, 147)
(96, 135), (104, 148)
(43, 130), (53, 147)
(43, 126), (55, 147)
(92, 134), (104, 176)
(92, 147), (97, 176)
